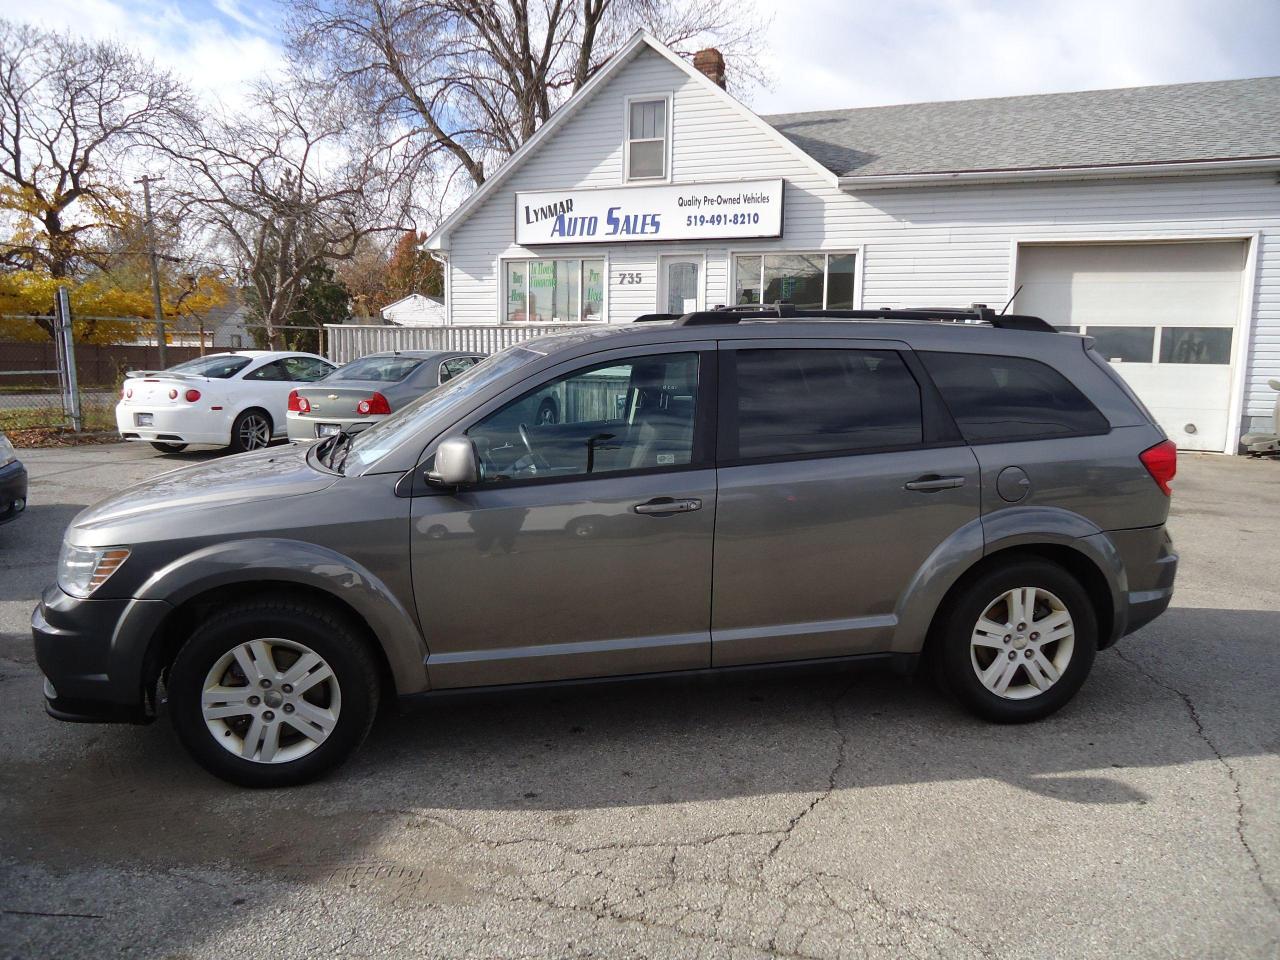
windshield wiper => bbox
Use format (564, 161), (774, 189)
(328, 432), (354, 473)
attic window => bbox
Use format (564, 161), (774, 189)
(626, 96), (669, 181)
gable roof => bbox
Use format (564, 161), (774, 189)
(425, 31), (835, 251)
(766, 76), (1280, 183)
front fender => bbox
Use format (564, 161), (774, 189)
(131, 538), (430, 694)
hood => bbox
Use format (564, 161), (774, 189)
(71, 444), (338, 538)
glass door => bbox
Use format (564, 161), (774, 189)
(661, 256), (702, 314)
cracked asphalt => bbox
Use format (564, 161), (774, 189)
(1, 443), (1278, 959)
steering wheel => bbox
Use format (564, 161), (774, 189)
(518, 422), (551, 471)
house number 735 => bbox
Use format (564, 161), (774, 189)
(617, 272), (643, 285)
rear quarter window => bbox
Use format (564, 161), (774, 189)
(919, 351), (1109, 443)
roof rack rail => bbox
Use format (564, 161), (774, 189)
(672, 302), (1055, 333)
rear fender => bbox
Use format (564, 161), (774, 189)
(892, 507), (1127, 653)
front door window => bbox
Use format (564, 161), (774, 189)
(465, 352), (700, 482)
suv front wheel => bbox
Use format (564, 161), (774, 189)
(935, 559), (1097, 723)
(168, 601), (380, 787)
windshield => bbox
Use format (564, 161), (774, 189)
(338, 345), (542, 474)
(165, 355), (253, 379)
(328, 355), (425, 383)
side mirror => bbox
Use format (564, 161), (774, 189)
(426, 437), (479, 486)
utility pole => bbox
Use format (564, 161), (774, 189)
(135, 174), (167, 367)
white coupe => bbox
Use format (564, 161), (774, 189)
(116, 351), (336, 453)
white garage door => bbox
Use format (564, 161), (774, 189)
(1014, 241), (1246, 452)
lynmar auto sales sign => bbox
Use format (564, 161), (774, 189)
(515, 179), (783, 245)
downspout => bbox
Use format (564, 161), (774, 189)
(429, 250), (450, 326)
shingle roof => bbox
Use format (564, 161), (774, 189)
(763, 76), (1280, 179)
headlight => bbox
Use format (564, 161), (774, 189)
(0, 434), (15, 468)
(58, 542), (130, 598)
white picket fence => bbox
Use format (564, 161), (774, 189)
(323, 323), (593, 364)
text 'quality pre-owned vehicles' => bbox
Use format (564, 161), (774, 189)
(35, 304), (1179, 786)
(116, 351), (336, 453)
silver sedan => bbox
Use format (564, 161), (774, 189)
(286, 350), (484, 441)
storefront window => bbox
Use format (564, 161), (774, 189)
(583, 260), (605, 320)
(733, 252), (858, 309)
(505, 258), (605, 322)
(505, 261), (527, 322)
(735, 256), (762, 305)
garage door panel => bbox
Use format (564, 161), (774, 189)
(1015, 241), (1245, 452)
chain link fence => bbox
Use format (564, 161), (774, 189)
(0, 312), (331, 438)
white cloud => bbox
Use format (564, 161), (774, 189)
(8, 0), (283, 110)
(748, 0), (1280, 112)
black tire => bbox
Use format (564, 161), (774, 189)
(228, 408), (273, 453)
(168, 601), (380, 787)
(150, 441), (188, 453)
(933, 559), (1097, 723)
(535, 398), (559, 426)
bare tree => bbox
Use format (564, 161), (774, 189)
(0, 19), (191, 278)
(171, 79), (407, 348)
(284, 0), (768, 197)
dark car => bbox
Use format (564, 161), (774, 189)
(0, 430), (27, 525)
(286, 350), (484, 441)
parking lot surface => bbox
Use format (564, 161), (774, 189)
(1, 442), (1277, 959)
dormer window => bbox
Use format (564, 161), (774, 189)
(625, 95), (669, 181)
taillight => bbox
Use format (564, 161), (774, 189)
(184, 389), (201, 402)
(288, 390), (310, 413)
(124, 387), (133, 399)
(357, 392), (391, 416)
(168, 388), (178, 399)
(1139, 440), (1177, 496)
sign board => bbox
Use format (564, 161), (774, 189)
(515, 179), (783, 246)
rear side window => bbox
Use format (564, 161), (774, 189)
(330, 356), (423, 382)
(919, 351), (1109, 443)
(729, 349), (923, 459)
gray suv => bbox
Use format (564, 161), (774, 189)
(33, 305), (1179, 787)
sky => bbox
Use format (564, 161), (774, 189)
(8, 0), (1280, 113)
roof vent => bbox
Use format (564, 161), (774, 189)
(693, 48), (726, 88)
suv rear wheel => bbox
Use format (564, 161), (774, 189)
(168, 601), (380, 787)
(935, 559), (1097, 723)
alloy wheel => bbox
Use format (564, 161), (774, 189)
(201, 638), (342, 764)
(969, 586), (1075, 700)
(239, 414), (271, 450)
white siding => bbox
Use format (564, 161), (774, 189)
(445, 47), (1280, 420)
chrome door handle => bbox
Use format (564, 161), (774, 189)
(904, 475), (965, 492)
(634, 497), (702, 515)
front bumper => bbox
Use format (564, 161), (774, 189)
(32, 583), (171, 724)
(285, 410), (379, 442)
(0, 458), (27, 524)
(115, 402), (232, 446)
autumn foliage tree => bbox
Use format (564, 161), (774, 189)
(0, 19), (191, 280)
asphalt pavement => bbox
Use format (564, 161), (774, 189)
(1, 442), (1277, 959)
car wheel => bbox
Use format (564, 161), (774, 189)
(229, 409), (272, 453)
(935, 559), (1097, 723)
(168, 601), (380, 787)
(150, 442), (188, 453)
(535, 398), (559, 426)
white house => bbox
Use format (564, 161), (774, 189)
(381, 293), (447, 326)
(424, 31), (1280, 454)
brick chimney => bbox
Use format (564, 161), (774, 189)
(693, 48), (726, 88)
